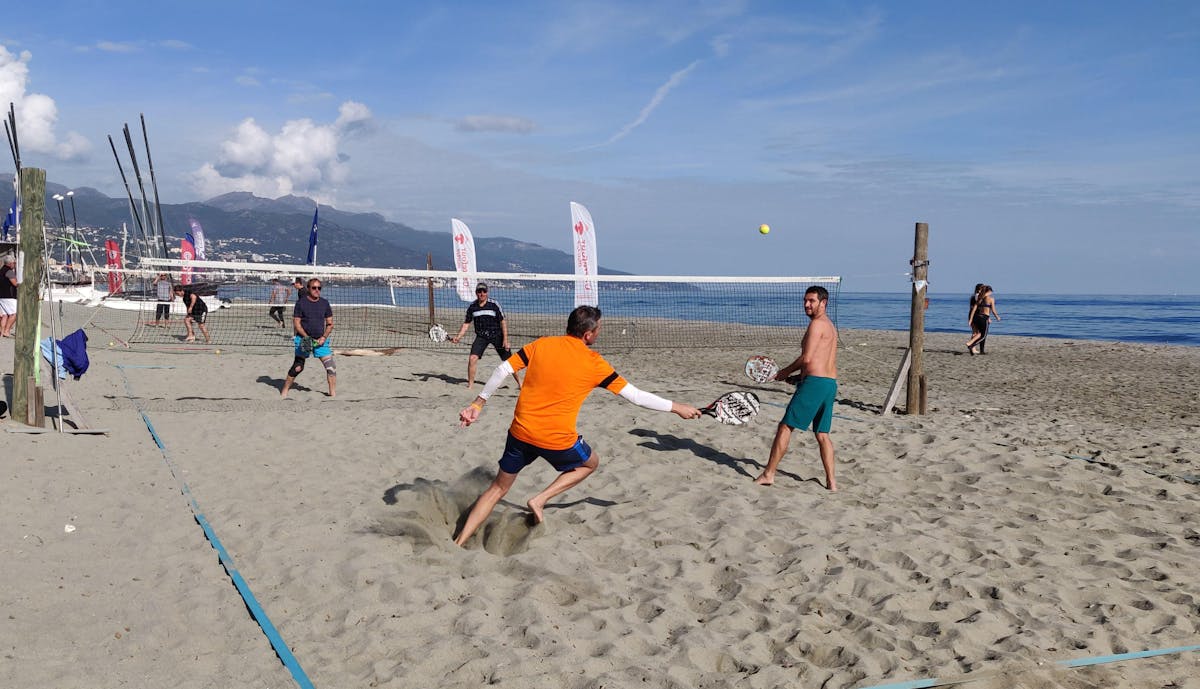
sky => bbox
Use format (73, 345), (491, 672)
(1, 1), (1197, 294)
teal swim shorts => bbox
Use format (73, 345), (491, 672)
(782, 376), (838, 433)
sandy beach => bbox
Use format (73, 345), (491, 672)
(3, 327), (1198, 688)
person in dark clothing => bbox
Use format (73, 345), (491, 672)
(173, 284), (211, 344)
(451, 282), (521, 390)
(281, 278), (336, 398)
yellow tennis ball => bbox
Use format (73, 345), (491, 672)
(759, 224), (770, 235)
(108, 341), (115, 346)
(215, 349), (222, 354)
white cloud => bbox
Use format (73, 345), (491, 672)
(0, 44), (91, 160)
(96, 41), (138, 53)
(192, 102), (374, 200)
(157, 39), (193, 50)
(592, 59), (702, 149)
(235, 75), (261, 87)
(454, 115), (537, 134)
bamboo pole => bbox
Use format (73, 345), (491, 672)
(906, 222), (929, 415)
(13, 167), (46, 425)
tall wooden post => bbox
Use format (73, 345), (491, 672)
(426, 253), (435, 325)
(13, 167), (46, 426)
(906, 222), (929, 415)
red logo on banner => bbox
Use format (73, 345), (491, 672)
(104, 240), (124, 293)
(574, 221), (586, 235)
(454, 233), (466, 244)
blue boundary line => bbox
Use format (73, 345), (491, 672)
(115, 365), (315, 689)
(862, 643), (1200, 688)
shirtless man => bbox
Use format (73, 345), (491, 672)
(454, 305), (701, 547)
(754, 286), (839, 491)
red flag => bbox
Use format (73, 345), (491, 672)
(104, 240), (124, 294)
(180, 237), (195, 285)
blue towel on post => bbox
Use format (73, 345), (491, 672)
(59, 329), (90, 379)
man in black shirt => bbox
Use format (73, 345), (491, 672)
(281, 278), (336, 398)
(451, 282), (520, 390)
(172, 284), (211, 344)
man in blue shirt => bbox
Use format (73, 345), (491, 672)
(281, 278), (336, 398)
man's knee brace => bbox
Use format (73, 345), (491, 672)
(288, 356), (306, 378)
(321, 356), (336, 376)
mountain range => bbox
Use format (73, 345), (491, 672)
(29, 181), (624, 274)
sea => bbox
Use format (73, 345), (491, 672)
(213, 279), (1199, 348)
(836, 292), (1200, 347)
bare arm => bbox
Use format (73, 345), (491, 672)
(316, 314), (334, 344)
(988, 296), (1000, 321)
(501, 318), (510, 348)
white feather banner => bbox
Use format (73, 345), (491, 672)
(570, 202), (598, 307)
(451, 218), (477, 302)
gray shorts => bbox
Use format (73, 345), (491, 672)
(0, 298), (16, 316)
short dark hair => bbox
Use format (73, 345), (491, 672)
(805, 285), (829, 302)
(566, 305), (602, 337)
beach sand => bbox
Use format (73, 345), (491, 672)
(2, 328), (1198, 688)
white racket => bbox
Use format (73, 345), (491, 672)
(700, 391), (761, 425)
(428, 324), (447, 343)
(744, 355), (779, 383)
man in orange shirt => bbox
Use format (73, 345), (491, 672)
(454, 305), (701, 547)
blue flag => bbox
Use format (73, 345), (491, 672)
(306, 207), (319, 265)
(1, 199), (15, 241)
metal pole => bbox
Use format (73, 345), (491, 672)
(140, 114), (170, 259)
(108, 135), (149, 260)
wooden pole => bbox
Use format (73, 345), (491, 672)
(426, 253), (435, 325)
(13, 167), (46, 426)
(905, 222), (929, 415)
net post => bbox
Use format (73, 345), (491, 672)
(906, 222), (929, 415)
(426, 253), (434, 325)
(13, 167), (46, 426)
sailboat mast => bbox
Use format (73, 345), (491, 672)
(140, 114), (170, 260)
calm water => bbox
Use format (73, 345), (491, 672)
(838, 293), (1200, 347)
(211, 280), (1199, 348)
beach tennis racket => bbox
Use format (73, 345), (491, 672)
(744, 355), (779, 383)
(701, 391), (761, 425)
(428, 324), (447, 342)
(299, 336), (314, 355)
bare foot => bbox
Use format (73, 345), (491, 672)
(527, 497), (546, 524)
(280, 392), (289, 399)
(753, 472), (774, 486)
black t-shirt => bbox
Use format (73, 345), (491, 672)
(464, 299), (505, 337)
(182, 289), (207, 314)
(0, 265), (16, 300)
(294, 296), (333, 338)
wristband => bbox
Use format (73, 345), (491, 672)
(469, 402), (483, 411)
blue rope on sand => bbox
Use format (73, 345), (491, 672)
(116, 366), (315, 689)
(861, 643), (1200, 688)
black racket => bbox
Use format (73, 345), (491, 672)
(700, 391), (761, 425)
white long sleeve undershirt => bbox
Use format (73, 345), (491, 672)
(477, 362), (672, 412)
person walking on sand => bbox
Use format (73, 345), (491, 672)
(173, 284), (212, 344)
(453, 305), (701, 547)
(966, 284), (1000, 355)
(451, 282), (521, 390)
(965, 283), (984, 350)
(281, 278), (336, 398)
(267, 277), (291, 327)
(151, 273), (173, 327)
(0, 254), (18, 338)
(754, 286), (839, 491)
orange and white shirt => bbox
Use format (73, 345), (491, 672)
(505, 335), (627, 450)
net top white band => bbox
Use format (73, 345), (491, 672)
(136, 258), (839, 285)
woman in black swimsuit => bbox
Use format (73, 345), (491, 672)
(966, 284), (1000, 354)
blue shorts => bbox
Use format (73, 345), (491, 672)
(498, 432), (592, 474)
(782, 376), (838, 433)
(294, 335), (333, 358)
